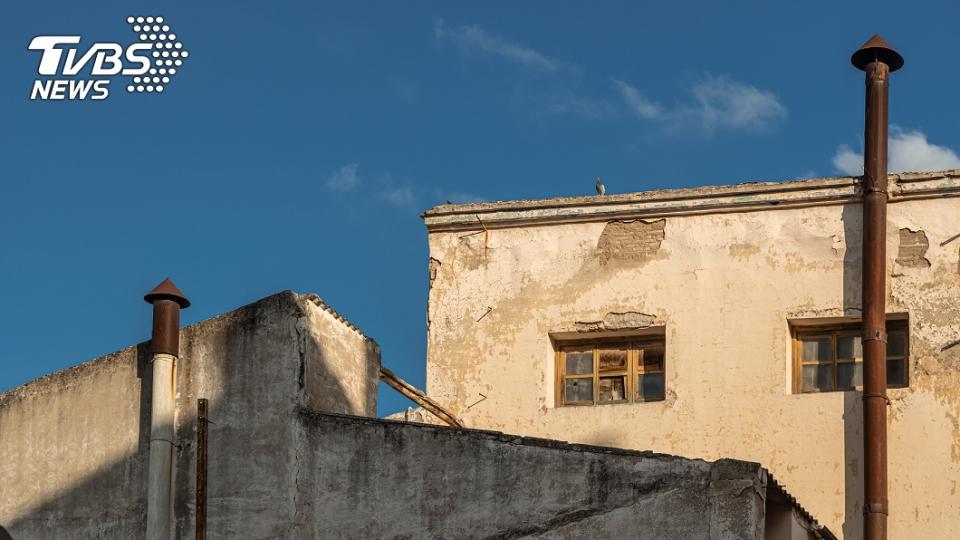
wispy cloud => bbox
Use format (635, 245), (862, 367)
(382, 185), (417, 208)
(325, 163), (361, 191)
(611, 79), (662, 120)
(611, 76), (786, 134)
(833, 127), (960, 175)
(690, 76), (787, 132)
(435, 19), (577, 74)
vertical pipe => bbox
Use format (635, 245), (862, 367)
(851, 35), (903, 540)
(196, 398), (208, 540)
(144, 278), (190, 540)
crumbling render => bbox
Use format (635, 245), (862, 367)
(574, 311), (657, 333)
(379, 366), (464, 428)
(896, 228), (931, 268)
(597, 219), (665, 265)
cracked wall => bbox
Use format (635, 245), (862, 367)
(425, 196), (960, 539)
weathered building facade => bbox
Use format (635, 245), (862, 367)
(423, 170), (960, 539)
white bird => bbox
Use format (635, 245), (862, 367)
(595, 176), (605, 196)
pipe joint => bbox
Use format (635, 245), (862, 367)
(864, 501), (890, 515)
(862, 329), (888, 343)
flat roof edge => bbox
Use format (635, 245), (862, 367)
(423, 170), (960, 232)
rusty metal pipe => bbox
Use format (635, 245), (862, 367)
(196, 398), (208, 540)
(144, 278), (190, 540)
(852, 34), (903, 540)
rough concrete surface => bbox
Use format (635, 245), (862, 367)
(0, 291), (380, 539)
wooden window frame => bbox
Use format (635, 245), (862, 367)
(555, 336), (666, 406)
(791, 319), (909, 394)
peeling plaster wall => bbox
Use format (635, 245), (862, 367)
(425, 195), (960, 539)
(0, 291), (379, 539)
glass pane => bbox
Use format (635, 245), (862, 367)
(598, 347), (627, 372)
(640, 347), (664, 372)
(801, 337), (833, 362)
(887, 359), (907, 387)
(837, 362), (862, 389)
(802, 364), (834, 391)
(887, 332), (907, 357)
(837, 335), (862, 359)
(637, 373), (665, 401)
(564, 378), (593, 402)
(598, 376), (626, 402)
(565, 351), (593, 375)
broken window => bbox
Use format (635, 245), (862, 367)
(793, 318), (908, 393)
(557, 338), (666, 406)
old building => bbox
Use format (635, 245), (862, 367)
(422, 169), (960, 538)
(0, 290), (833, 539)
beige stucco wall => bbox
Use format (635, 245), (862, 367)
(424, 176), (960, 539)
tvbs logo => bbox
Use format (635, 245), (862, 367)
(29, 16), (189, 101)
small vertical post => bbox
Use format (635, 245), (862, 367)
(196, 398), (208, 540)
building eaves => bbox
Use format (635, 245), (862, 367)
(422, 169), (960, 232)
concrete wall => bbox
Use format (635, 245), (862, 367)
(296, 411), (780, 539)
(423, 171), (960, 538)
(0, 291), (379, 538)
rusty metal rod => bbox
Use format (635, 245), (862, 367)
(196, 398), (208, 540)
(852, 34), (903, 540)
(379, 366), (464, 428)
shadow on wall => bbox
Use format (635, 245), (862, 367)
(841, 202), (865, 539)
(4, 292), (355, 539)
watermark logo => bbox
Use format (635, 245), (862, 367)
(28, 16), (189, 100)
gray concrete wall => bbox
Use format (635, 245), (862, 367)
(294, 411), (770, 539)
(0, 291), (379, 539)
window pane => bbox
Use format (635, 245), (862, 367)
(837, 362), (862, 389)
(598, 376), (626, 402)
(598, 347), (627, 372)
(802, 364), (833, 391)
(640, 346), (664, 372)
(564, 378), (593, 402)
(837, 335), (862, 359)
(801, 337), (833, 362)
(637, 373), (665, 401)
(887, 332), (907, 357)
(565, 351), (593, 375)
(887, 359), (907, 387)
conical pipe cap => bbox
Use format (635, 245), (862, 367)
(144, 278), (190, 308)
(851, 34), (904, 72)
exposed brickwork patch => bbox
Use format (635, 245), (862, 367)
(896, 228), (931, 268)
(597, 219), (665, 265)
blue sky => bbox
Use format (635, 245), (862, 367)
(3, 1), (959, 415)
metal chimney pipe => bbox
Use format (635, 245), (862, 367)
(144, 278), (190, 540)
(851, 34), (903, 540)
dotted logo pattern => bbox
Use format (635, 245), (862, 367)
(124, 16), (188, 94)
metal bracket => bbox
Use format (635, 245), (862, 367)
(862, 329), (887, 343)
(864, 501), (889, 515)
(862, 392), (891, 405)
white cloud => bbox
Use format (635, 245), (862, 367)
(435, 19), (576, 74)
(691, 76), (787, 132)
(833, 127), (960, 175)
(611, 79), (662, 119)
(383, 186), (416, 208)
(326, 163), (360, 191)
(610, 76), (786, 134)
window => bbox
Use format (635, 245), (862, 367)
(556, 337), (665, 405)
(792, 319), (908, 393)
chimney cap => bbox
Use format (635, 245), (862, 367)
(144, 278), (190, 308)
(851, 34), (904, 72)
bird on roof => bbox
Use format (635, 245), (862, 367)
(595, 176), (605, 196)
